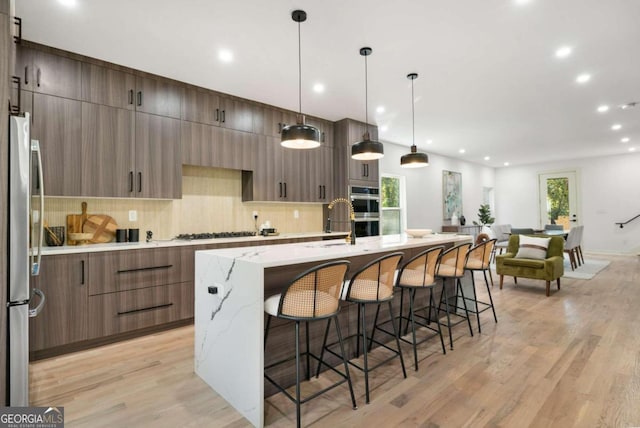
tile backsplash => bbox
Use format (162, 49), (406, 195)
(43, 166), (324, 240)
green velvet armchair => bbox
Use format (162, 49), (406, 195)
(495, 235), (564, 296)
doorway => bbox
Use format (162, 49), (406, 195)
(538, 171), (580, 229)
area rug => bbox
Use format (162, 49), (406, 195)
(563, 258), (610, 280)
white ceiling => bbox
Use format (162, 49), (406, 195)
(16, 0), (640, 167)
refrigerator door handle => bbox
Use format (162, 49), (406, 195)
(31, 140), (45, 276)
(28, 288), (46, 318)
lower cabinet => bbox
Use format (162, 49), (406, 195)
(29, 253), (88, 352)
(87, 282), (194, 338)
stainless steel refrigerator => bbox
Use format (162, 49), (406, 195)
(7, 112), (46, 406)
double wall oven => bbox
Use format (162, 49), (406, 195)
(350, 185), (380, 237)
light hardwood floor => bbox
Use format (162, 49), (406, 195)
(30, 254), (640, 427)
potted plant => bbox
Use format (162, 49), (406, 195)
(473, 204), (495, 226)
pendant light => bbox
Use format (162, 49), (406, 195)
(281, 10), (321, 149)
(400, 73), (429, 168)
(351, 47), (384, 160)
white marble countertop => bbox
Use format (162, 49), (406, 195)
(196, 233), (472, 268)
(39, 231), (349, 256)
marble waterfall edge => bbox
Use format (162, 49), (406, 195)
(194, 250), (265, 427)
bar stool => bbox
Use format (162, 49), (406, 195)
(318, 252), (406, 404)
(264, 260), (357, 428)
(463, 239), (498, 333)
(393, 246), (446, 371)
(435, 242), (473, 350)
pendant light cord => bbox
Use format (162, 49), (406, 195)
(297, 20), (302, 114)
(364, 53), (369, 127)
(411, 77), (415, 146)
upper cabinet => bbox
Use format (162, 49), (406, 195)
(16, 46), (81, 99)
(81, 63), (136, 110)
(182, 87), (253, 133)
(252, 105), (298, 137)
(334, 118), (379, 185)
(135, 76), (182, 119)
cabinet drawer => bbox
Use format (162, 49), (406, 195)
(87, 247), (193, 295)
(87, 282), (194, 338)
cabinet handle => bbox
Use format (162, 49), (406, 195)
(117, 303), (173, 316)
(321, 132), (325, 143)
(10, 76), (21, 115)
(284, 182), (287, 198)
(221, 110), (226, 123)
(215, 108), (219, 122)
(322, 185), (326, 199)
(137, 91), (142, 107)
(279, 182), (283, 198)
(36, 68), (41, 87)
(81, 260), (85, 285)
(319, 185), (322, 199)
(24, 66), (28, 85)
(138, 172), (142, 193)
(128, 89), (134, 105)
(129, 171), (134, 192)
(278, 122), (282, 134)
(13, 17), (22, 44)
(116, 264), (173, 274)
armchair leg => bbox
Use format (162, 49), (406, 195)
(514, 277), (518, 284)
(499, 275), (504, 289)
(546, 281), (550, 297)
(557, 278), (561, 290)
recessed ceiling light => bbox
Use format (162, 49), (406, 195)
(619, 102), (638, 110)
(58, 0), (77, 7)
(380, 125), (388, 132)
(514, 0), (532, 5)
(459, 149), (466, 154)
(218, 49), (234, 63)
(313, 83), (325, 93)
(597, 105), (609, 113)
(621, 137), (630, 143)
(555, 46), (572, 58)
(576, 73), (591, 84)
(629, 147), (636, 152)
(484, 156), (491, 161)
(611, 124), (622, 131)
(504, 162), (510, 166)
(426, 139), (433, 145)
(376, 106), (385, 114)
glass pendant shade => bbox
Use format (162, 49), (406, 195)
(400, 144), (429, 167)
(281, 10), (320, 149)
(281, 114), (321, 149)
(400, 72), (429, 168)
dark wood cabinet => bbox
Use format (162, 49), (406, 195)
(31, 93), (82, 196)
(182, 86), (253, 133)
(253, 105), (298, 137)
(135, 112), (182, 199)
(81, 63), (135, 110)
(81, 103), (135, 197)
(135, 76), (182, 119)
(17, 46), (82, 99)
(182, 125), (255, 171)
(308, 146), (333, 202)
(29, 253), (88, 352)
(333, 119), (380, 196)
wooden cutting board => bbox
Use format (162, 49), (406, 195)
(83, 215), (118, 243)
(66, 202), (88, 245)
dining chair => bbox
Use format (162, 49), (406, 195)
(564, 227), (581, 270)
(491, 224), (511, 263)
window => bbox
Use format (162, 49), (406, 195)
(381, 175), (405, 235)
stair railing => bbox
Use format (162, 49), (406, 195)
(616, 214), (640, 228)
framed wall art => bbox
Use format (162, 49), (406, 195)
(442, 170), (462, 220)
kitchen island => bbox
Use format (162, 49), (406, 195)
(194, 233), (471, 427)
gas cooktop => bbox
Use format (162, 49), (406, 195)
(175, 231), (257, 240)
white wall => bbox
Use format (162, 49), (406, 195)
(379, 142), (495, 231)
(495, 152), (640, 254)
